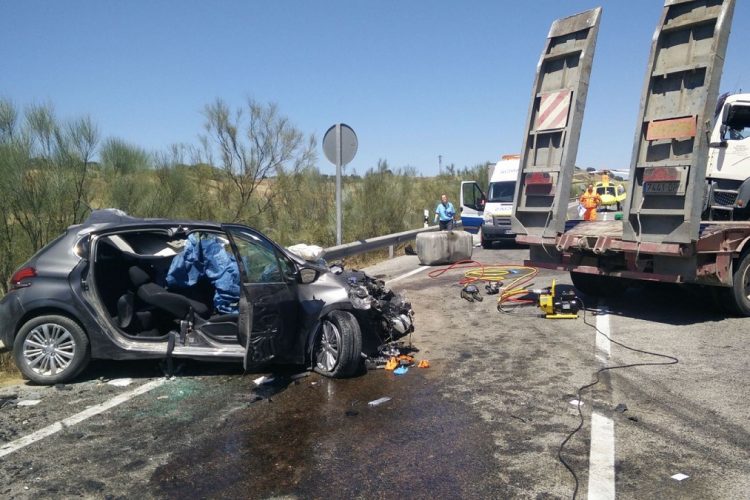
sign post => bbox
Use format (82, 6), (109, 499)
(323, 123), (358, 246)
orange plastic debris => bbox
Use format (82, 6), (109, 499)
(397, 354), (415, 364)
(385, 357), (398, 371)
(417, 360), (430, 368)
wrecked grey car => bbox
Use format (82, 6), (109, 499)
(0, 210), (414, 384)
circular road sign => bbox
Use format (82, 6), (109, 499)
(323, 123), (358, 166)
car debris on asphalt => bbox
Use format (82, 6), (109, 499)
(367, 397), (391, 407)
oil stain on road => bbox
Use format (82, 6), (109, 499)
(151, 366), (508, 499)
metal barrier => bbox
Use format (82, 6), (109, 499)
(323, 223), (462, 260)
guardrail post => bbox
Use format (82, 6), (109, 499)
(388, 245), (394, 259)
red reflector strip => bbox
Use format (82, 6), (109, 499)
(645, 116), (697, 141)
(643, 167), (681, 182)
(525, 172), (553, 185)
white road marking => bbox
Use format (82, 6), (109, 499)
(388, 265), (429, 284)
(588, 412), (616, 500)
(0, 378), (166, 459)
(588, 302), (615, 500)
(595, 306), (611, 362)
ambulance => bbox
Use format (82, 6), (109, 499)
(460, 154), (520, 249)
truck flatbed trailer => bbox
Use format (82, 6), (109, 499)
(518, 220), (750, 287)
(510, 1), (750, 313)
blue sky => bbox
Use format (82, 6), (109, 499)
(3, 1), (749, 176)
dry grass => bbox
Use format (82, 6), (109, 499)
(338, 244), (413, 270)
(0, 352), (21, 384)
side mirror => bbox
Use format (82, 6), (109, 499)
(298, 267), (320, 284)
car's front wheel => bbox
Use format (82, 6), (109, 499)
(313, 310), (362, 378)
(13, 315), (90, 385)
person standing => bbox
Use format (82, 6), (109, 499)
(435, 194), (456, 230)
(579, 184), (602, 221)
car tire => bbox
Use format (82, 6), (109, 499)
(13, 315), (90, 385)
(570, 272), (630, 299)
(313, 310), (363, 378)
(726, 251), (750, 316)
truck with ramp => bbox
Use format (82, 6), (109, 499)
(511, 0), (750, 315)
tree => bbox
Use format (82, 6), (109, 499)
(345, 160), (414, 240)
(0, 100), (98, 292)
(201, 99), (316, 223)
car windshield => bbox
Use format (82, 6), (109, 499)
(487, 181), (515, 202)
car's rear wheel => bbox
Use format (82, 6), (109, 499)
(313, 310), (362, 378)
(13, 315), (90, 385)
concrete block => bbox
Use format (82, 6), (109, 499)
(416, 230), (473, 266)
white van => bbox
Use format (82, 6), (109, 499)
(460, 154), (520, 249)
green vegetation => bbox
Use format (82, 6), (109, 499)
(0, 97), (490, 296)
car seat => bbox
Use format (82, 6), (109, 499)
(128, 266), (210, 320)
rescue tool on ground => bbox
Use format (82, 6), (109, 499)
(537, 280), (582, 319)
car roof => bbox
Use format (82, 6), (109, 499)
(72, 209), (224, 234)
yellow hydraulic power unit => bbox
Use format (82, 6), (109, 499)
(538, 280), (582, 319)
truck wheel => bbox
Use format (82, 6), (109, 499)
(313, 310), (363, 378)
(480, 228), (493, 249)
(13, 315), (90, 385)
(727, 252), (750, 316)
(570, 272), (630, 299)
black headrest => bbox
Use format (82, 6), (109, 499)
(129, 266), (151, 287)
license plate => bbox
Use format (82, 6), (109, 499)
(644, 181), (679, 195)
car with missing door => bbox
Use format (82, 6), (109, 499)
(0, 210), (414, 384)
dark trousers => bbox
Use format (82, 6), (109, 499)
(439, 219), (454, 231)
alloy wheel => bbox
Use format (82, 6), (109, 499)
(316, 320), (341, 372)
(22, 323), (76, 377)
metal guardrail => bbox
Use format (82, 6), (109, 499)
(323, 223), (463, 260)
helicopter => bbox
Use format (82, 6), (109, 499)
(592, 170), (627, 211)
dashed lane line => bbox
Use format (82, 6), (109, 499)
(595, 306), (612, 363)
(387, 265), (429, 284)
(588, 412), (616, 500)
(587, 305), (615, 500)
(0, 378), (166, 459)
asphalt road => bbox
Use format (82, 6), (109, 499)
(0, 241), (748, 499)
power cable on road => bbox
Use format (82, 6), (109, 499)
(558, 302), (679, 500)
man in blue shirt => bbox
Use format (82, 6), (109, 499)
(435, 194), (456, 230)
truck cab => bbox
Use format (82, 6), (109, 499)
(460, 154), (520, 248)
(706, 93), (750, 220)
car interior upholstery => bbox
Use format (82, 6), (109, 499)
(93, 231), (239, 343)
